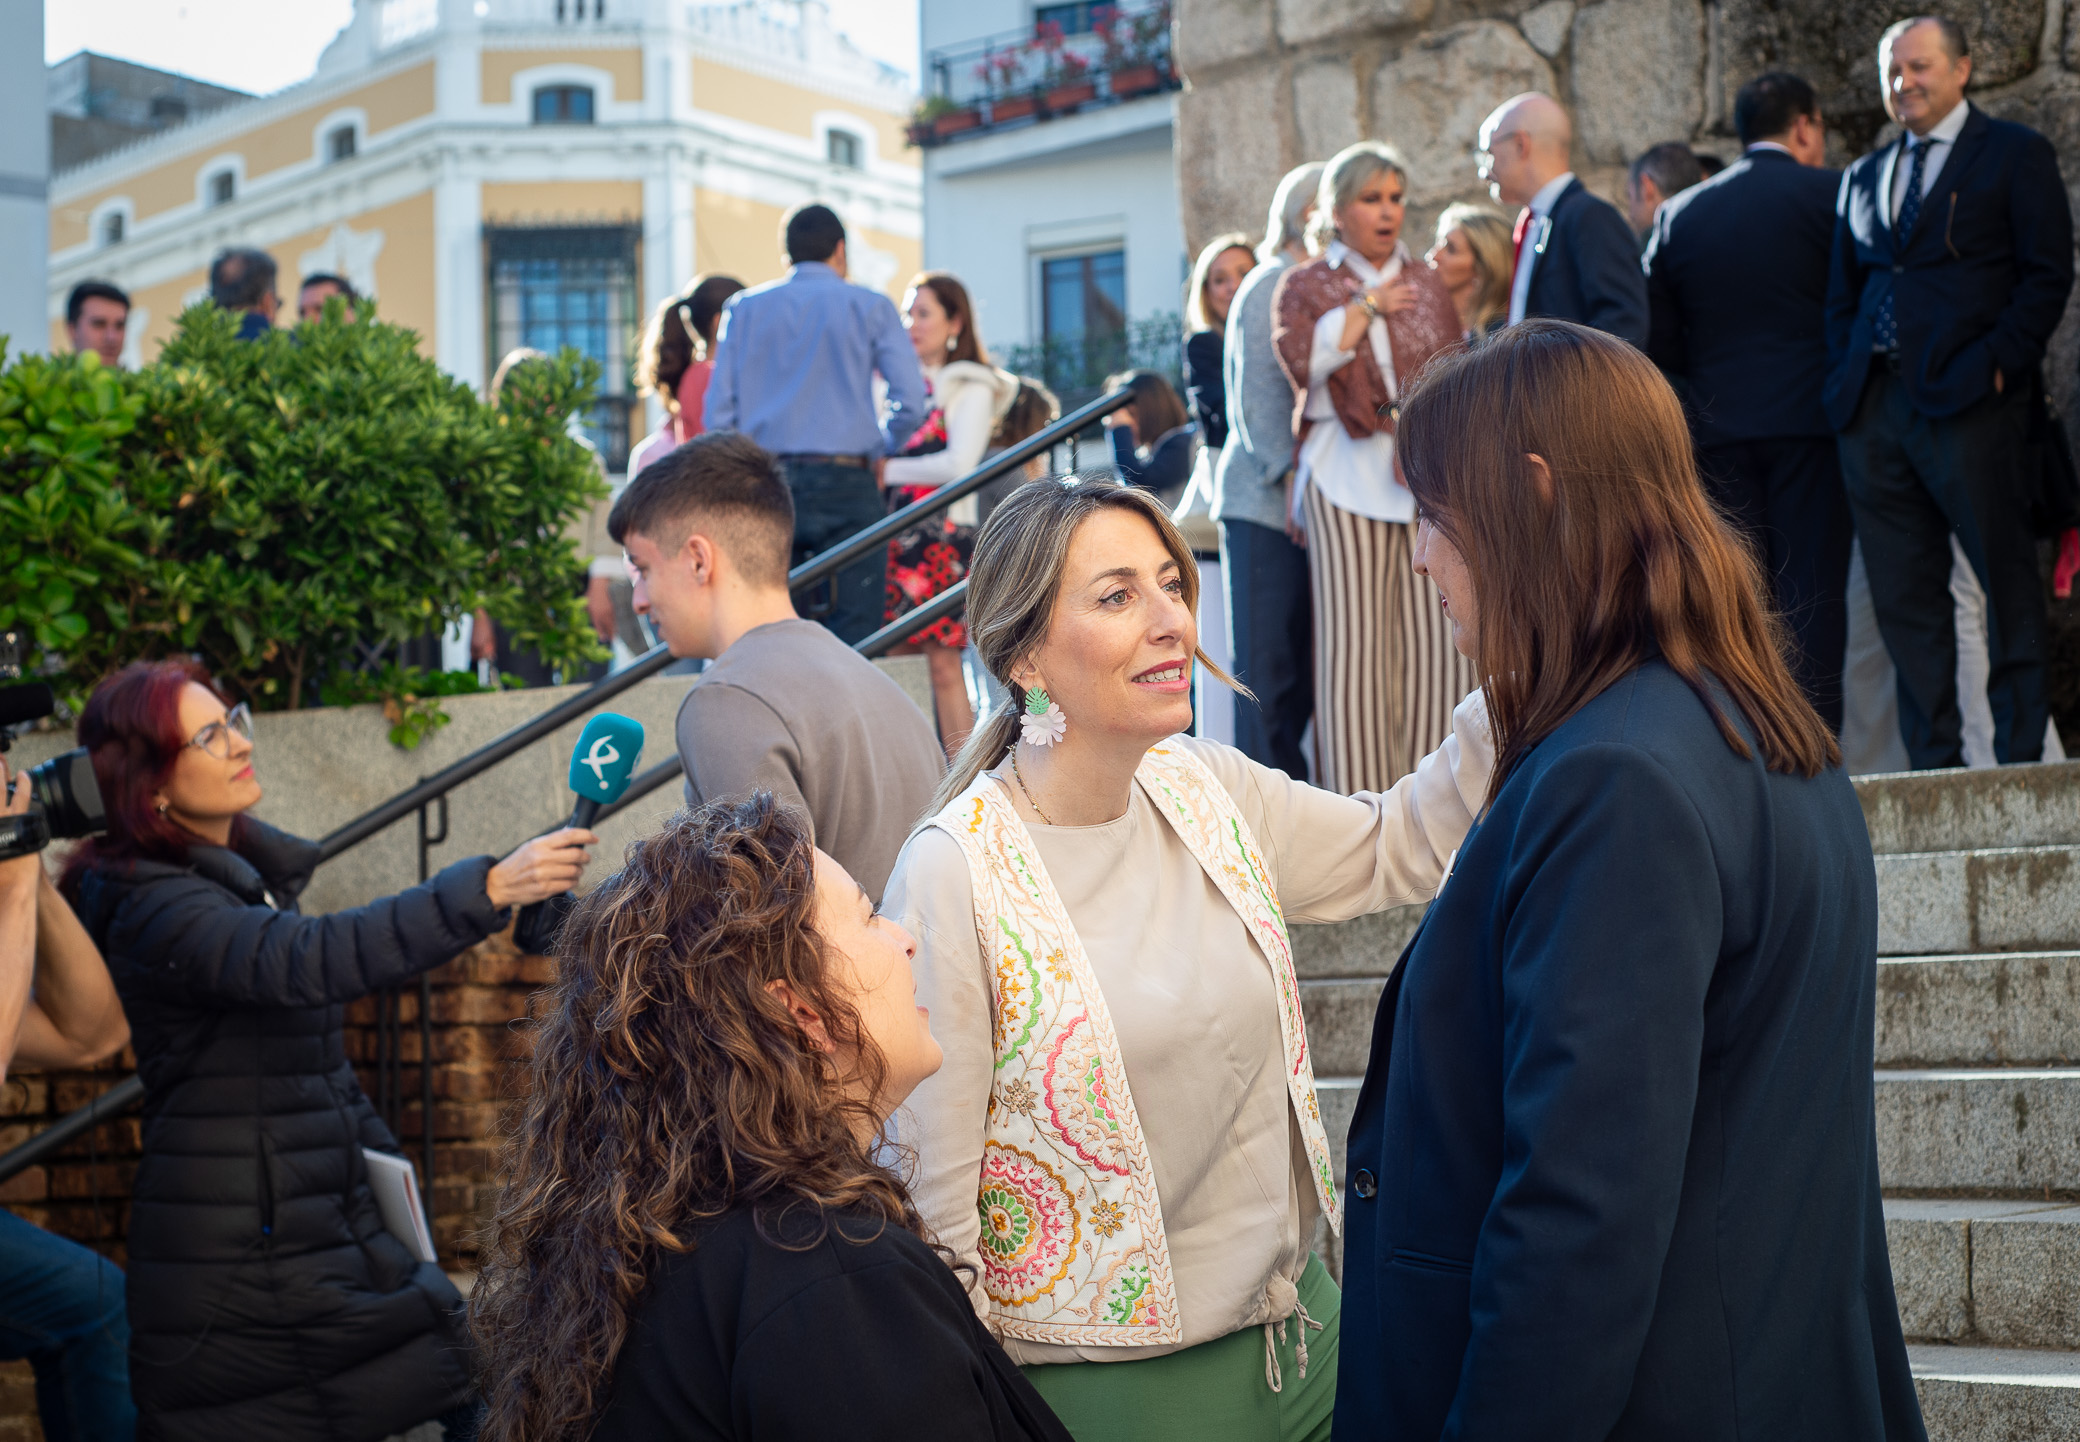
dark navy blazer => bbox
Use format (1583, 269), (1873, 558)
(1822, 103), (2072, 430)
(1524, 179), (1650, 348)
(1644, 149), (1841, 444)
(1333, 661), (1926, 1441)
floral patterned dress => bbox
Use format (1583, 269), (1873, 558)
(885, 376), (981, 648)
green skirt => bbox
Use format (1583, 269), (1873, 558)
(1020, 1254), (1339, 1442)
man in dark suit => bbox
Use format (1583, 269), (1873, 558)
(1646, 73), (1850, 730)
(1825, 15), (2073, 768)
(1477, 92), (1648, 346)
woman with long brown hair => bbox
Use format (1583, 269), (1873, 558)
(1335, 322), (1921, 1438)
(472, 794), (1071, 1442)
(883, 270), (1019, 756)
(885, 477), (1496, 1441)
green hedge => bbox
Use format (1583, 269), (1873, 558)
(0, 303), (608, 712)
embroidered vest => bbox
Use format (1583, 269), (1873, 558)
(923, 741), (1341, 1348)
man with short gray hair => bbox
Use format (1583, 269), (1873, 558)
(1625, 141), (1705, 237)
(1824, 14), (2073, 769)
(209, 247), (279, 342)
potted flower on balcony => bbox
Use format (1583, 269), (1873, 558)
(979, 49), (1037, 123)
(1042, 49), (1096, 114)
(913, 91), (981, 141)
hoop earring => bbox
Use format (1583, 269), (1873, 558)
(154, 799), (170, 818)
(1020, 686), (1066, 747)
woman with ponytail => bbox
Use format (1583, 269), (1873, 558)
(881, 477), (1495, 1441)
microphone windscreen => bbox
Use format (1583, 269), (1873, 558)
(567, 712), (644, 806)
(0, 683), (54, 729)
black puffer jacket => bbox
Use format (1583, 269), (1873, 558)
(74, 819), (510, 1442)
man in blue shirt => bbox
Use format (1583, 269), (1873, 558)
(706, 204), (929, 644)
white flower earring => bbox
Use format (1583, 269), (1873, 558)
(1020, 685), (1067, 747)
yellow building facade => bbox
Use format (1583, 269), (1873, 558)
(47, 0), (921, 472)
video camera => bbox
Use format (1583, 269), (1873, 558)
(0, 631), (106, 862)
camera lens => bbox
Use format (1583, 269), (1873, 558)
(28, 749), (106, 840)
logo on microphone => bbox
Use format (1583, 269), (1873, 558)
(579, 735), (620, 783)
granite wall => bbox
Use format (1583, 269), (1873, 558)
(1173, 0), (2080, 425)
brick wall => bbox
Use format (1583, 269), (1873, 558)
(0, 931), (551, 1436)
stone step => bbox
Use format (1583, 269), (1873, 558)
(1888, 1199), (2080, 1349)
(1880, 953), (2080, 1067)
(1305, 952), (2080, 1082)
(1909, 1345), (2080, 1440)
(1290, 905), (1423, 980)
(1877, 1068), (2080, 1193)
(1858, 760), (2080, 857)
(1878, 847), (2080, 957)
(1300, 978), (1386, 1078)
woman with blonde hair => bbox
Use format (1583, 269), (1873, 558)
(1424, 202), (1514, 339)
(474, 794), (1074, 1442)
(1272, 140), (1473, 795)
(1183, 232), (1256, 451)
(884, 270), (1020, 756)
(884, 476), (1496, 1440)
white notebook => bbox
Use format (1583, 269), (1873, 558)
(363, 1148), (437, 1264)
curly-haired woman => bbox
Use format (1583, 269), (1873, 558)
(472, 794), (1073, 1442)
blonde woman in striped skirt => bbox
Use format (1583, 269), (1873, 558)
(1272, 141), (1478, 793)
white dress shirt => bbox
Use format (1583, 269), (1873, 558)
(1506, 170), (1578, 325)
(1295, 240), (1411, 525)
(1889, 99), (1969, 224)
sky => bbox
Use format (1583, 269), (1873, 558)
(43, 0), (920, 97)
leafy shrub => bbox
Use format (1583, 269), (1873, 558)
(0, 304), (608, 711)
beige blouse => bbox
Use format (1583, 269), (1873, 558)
(884, 691), (1494, 1365)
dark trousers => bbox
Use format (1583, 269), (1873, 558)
(1222, 518), (1314, 779)
(0, 1210), (135, 1442)
(1838, 369), (2048, 768)
(1699, 437), (1853, 734)
(781, 458), (886, 646)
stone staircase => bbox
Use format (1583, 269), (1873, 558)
(1292, 761), (2080, 1439)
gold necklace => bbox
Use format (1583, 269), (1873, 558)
(1009, 747), (1055, 825)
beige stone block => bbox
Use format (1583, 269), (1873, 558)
(1276, 0), (1434, 48)
(1369, 21), (1557, 204)
(1175, 0), (1278, 73)
(1569, 0), (1705, 165)
(1293, 56), (1362, 162)
(1519, 0), (1574, 57)
(1180, 64), (1292, 253)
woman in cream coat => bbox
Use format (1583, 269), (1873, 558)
(884, 477), (1492, 1442)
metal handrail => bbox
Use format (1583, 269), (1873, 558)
(0, 393), (1123, 1187)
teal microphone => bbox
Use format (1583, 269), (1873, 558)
(514, 712), (643, 954)
(565, 711), (644, 827)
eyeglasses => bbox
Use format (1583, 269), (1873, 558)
(186, 702), (253, 760)
(1475, 131), (1526, 177)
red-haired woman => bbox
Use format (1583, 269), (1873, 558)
(471, 793), (1072, 1442)
(1335, 322), (1922, 1437)
(60, 660), (596, 1442)
(883, 271), (1019, 757)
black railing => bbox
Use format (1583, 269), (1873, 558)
(0, 388), (1131, 1191)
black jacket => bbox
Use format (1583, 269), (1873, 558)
(1645, 148), (1842, 443)
(1824, 103), (2074, 429)
(1336, 661), (1925, 1441)
(74, 820), (511, 1442)
(1108, 422), (1196, 502)
(1524, 178), (1650, 347)
(593, 1204), (1073, 1442)
(1184, 327), (1229, 452)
